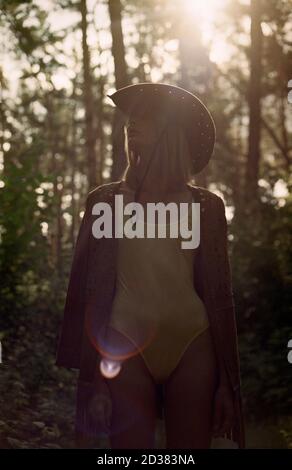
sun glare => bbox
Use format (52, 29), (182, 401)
(183, 0), (225, 22)
(181, 0), (231, 64)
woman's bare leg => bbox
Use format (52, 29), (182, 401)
(164, 328), (219, 449)
(106, 331), (159, 449)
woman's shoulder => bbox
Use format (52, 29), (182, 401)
(187, 183), (225, 209)
(86, 180), (122, 203)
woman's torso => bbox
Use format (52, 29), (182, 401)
(108, 181), (210, 381)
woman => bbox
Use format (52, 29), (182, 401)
(55, 83), (245, 449)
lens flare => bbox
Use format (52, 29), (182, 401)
(85, 304), (159, 369)
(100, 357), (122, 378)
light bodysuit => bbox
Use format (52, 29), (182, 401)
(108, 183), (210, 386)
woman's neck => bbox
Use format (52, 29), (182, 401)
(124, 163), (188, 191)
(120, 178), (192, 204)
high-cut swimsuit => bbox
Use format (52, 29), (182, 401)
(108, 183), (210, 400)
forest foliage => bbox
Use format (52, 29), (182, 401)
(0, 0), (291, 448)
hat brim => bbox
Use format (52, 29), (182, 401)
(107, 82), (216, 174)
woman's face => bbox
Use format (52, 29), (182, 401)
(125, 112), (162, 158)
(123, 112), (191, 194)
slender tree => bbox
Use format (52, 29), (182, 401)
(108, 0), (129, 180)
(80, 0), (98, 190)
(246, 0), (263, 201)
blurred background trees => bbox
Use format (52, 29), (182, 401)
(0, 0), (291, 448)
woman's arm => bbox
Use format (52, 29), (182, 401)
(211, 195), (242, 437)
(213, 195), (241, 392)
(55, 193), (93, 369)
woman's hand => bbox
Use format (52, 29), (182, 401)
(212, 376), (235, 437)
(75, 377), (112, 448)
(88, 375), (112, 434)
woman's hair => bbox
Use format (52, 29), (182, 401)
(122, 118), (192, 194)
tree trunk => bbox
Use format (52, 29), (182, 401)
(80, 0), (97, 191)
(108, 0), (129, 181)
(70, 78), (77, 246)
(246, 0), (263, 201)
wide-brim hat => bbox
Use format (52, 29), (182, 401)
(107, 82), (216, 174)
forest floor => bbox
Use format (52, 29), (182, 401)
(1, 314), (291, 449)
(0, 379), (291, 449)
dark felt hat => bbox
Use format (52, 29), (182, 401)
(107, 82), (216, 175)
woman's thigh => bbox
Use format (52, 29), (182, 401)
(105, 330), (159, 449)
(164, 327), (219, 449)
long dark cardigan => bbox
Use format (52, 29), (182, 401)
(55, 180), (246, 448)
